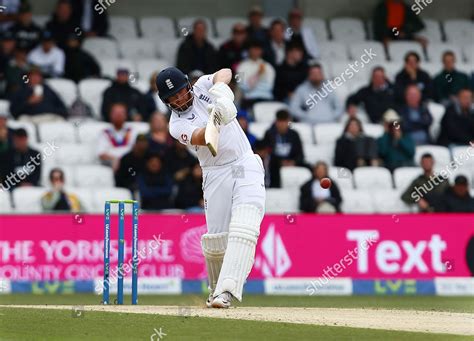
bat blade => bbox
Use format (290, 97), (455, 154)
(205, 107), (221, 157)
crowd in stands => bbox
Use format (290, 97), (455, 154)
(0, 0), (473, 213)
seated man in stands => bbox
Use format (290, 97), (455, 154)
(175, 162), (204, 212)
(64, 33), (101, 83)
(394, 52), (433, 103)
(438, 88), (474, 147)
(163, 139), (198, 184)
(41, 168), (82, 212)
(10, 67), (67, 121)
(147, 112), (173, 155)
(27, 31), (65, 77)
(433, 51), (471, 105)
(138, 152), (173, 211)
(286, 8), (320, 60)
(290, 63), (343, 125)
(115, 134), (149, 194)
(217, 22), (247, 71)
(438, 175), (474, 213)
(300, 161), (342, 213)
(401, 153), (449, 212)
(97, 103), (135, 171)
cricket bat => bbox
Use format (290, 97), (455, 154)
(205, 107), (221, 157)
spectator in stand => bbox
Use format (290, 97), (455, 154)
(378, 110), (415, 171)
(0, 31), (17, 93)
(438, 88), (474, 146)
(10, 67), (67, 121)
(175, 162), (204, 211)
(138, 152), (173, 211)
(0, 112), (14, 152)
(5, 46), (31, 96)
(41, 168), (82, 212)
(101, 68), (147, 122)
(286, 8), (320, 60)
(290, 63), (343, 124)
(439, 175), (474, 213)
(236, 39), (275, 109)
(373, 0), (426, 47)
(300, 161), (342, 213)
(64, 34), (100, 82)
(236, 110), (257, 148)
(433, 51), (471, 105)
(9, 2), (42, 51)
(71, 0), (109, 37)
(0, 128), (41, 189)
(0, 0), (21, 31)
(164, 139), (197, 183)
(115, 134), (149, 194)
(254, 139), (271, 187)
(263, 19), (286, 67)
(273, 42), (308, 102)
(46, 0), (78, 50)
(218, 22), (247, 71)
(97, 103), (135, 170)
(177, 19), (217, 75)
(394, 51), (433, 103)
(27, 31), (65, 77)
(346, 66), (396, 124)
(144, 72), (168, 119)
(263, 109), (304, 187)
(397, 84), (433, 145)
(335, 117), (379, 171)
(401, 153), (449, 212)
(147, 112), (173, 155)
(246, 6), (267, 43)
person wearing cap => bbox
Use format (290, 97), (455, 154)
(4, 45), (30, 96)
(64, 33), (100, 82)
(401, 153), (450, 212)
(274, 42), (308, 102)
(0, 111), (14, 153)
(46, 0), (78, 50)
(115, 134), (149, 194)
(236, 39), (275, 109)
(177, 19), (217, 75)
(101, 68), (147, 122)
(41, 168), (83, 213)
(9, 2), (42, 51)
(27, 30), (65, 77)
(286, 8), (320, 60)
(439, 175), (474, 213)
(10, 67), (67, 120)
(218, 22), (247, 71)
(246, 6), (268, 43)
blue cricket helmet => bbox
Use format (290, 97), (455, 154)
(156, 67), (193, 113)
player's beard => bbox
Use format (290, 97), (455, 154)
(169, 88), (194, 113)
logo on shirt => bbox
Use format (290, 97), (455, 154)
(181, 133), (188, 142)
(198, 94), (211, 104)
(186, 113), (196, 121)
(166, 79), (174, 89)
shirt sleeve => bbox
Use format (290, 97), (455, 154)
(169, 118), (200, 146)
(194, 73), (215, 92)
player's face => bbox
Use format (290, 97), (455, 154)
(167, 87), (194, 112)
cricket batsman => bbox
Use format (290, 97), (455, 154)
(156, 67), (266, 308)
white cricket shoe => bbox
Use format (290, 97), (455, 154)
(206, 293), (214, 308)
(211, 291), (233, 308)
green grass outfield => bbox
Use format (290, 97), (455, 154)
(0, 294), (473, 340)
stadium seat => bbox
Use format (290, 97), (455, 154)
(248, 122), (271, 140)
(41, 165), (74, 188)
(216, 17), (246, 39)
(78, 79), (112, 119)
(304, 18), (329, 41)
(119, 39), (157, 60)
(304, 143), (335, 165)
(177, 17), (214, 37)
(208, 37), (226, 49)
(348, 41), (387, 64)
(319, 42), (349, 61)
(328, 166), (354, 190)
(364, 124), (384, 139)
(67, 188), (95, 213)
(290, 122), (314, 144)
(109, 16), (138, 39)
(83, 38), (119, 60)
(422, 62), (441, 78)
(314, 123), (344, 144)
(427, 102), (445, 141)
(444, 20), (474, 45)
(92, 188), (133, 213)
(0, 191), (12, 213)
(140, 17), (176, 39)
(388, 41), (425, 62)
(330, 61), (370, 85)
(32, 15), (49, 27)
(77, 121), (112, 145)
(262, 17), (282, 28)
(136, 59), (171, 82)
(130, 79), (150, 94)
(371, 190), (411, 213)
(38, 122), (77, 143)
(12, 187), (48, 213)
(156, 39), (183, 65)
(7, 120), (37, 144)
(418, 19), (442, 43)
(265, 188), (299, 213)
(447, 167), (473, 187)
(0, 99), (10, 115)
(393, 167), (422, 190)
(253, 102), (288, 123)
(426, 43), (464, 63)
(45, 78), (77, 107)
(452, 145), (474, 168)
(353, 167), (393, 190)
(329, 18), (366, 42)
(340, 190), (374, 213)
(99, 59), (137, 80)
(383, 61), (402, 82)
(415, 145), (451, 169)
(74, 165), (115, 188)
(456, 63), (474, 76)
(463, 45), (474, 63)
(55, 144), (96, 166)
(280, 166), (312, 189)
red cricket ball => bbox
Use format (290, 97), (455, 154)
(320, 177), (332, 189)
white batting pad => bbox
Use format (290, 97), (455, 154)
(214, 204), (263, 301)
(201, 232), (228, 293)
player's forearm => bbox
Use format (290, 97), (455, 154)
(191, 128), (207, 146)
(213, 68), (232, 85)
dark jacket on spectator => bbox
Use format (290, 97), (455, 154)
(273, 60), (308, 102)
(46, 17), (78, 50)
(299, 178), (342, 213)
(64, 46), (100, 82)
(401, 174), (450, 211)
(0, 127), (15, 153)
(101, 82), (147, 121)
(395, 68), (433, 103)
(138, 169), (173, 210)
(335, 133), (378, 171)
(217, 40), (246, 71)
(10, 84), (67, 118)
(346, 82), (396, 123)
(71, 0), (109, 36)
(177, 35), (218, 75)
(433, 69), (471, 104)
(438, 102), (474, 146)
(397, 104), (433, 145)
(163, 144), (197, 179)
(439, 188), (474, 213)
(175, 173), (203, 209)
(9, 22), (42, 51)
(0, 146), (41, 188)
(377, 132), (416, 171)
(115, 151), (147, 192)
